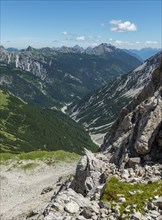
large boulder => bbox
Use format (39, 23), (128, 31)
(71, 148), (108, 197)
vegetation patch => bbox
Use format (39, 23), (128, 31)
(20, 162), (38, 170)
(0, 89), (9, 108)
(0, 150), (80, 165)
(102, 177), (162, 215)
(0, 87), (97, 155)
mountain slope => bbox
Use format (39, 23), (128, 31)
(68, 51), (162, 143)
(123, 49), (143, 61)
(0, 87), (96, 154)
(0, 44), (141, 108)
(100, 59), (162, 165)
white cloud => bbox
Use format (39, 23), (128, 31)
(88, 35), (101, 42)
(91, 43), (98, 47)
(135, 41), (140, 44)
(110, 20), (137, 32)
(109, 37), (113, 41)
(114, 40), (133, 46)
(110, 20), (122, 25)
(100, 23), (105, 27)
(62, 31), (68, 35)
(145, 40), (158, 45)
(76, 36), (86, 41)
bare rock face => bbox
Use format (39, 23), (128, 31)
(100, 61), (162, 167)
(71, 148), (108, 197)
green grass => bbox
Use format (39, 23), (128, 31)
(102, 177), (162, 216)
(21, 162), (38, 170)
(0, 90), (9, 108)
(0, 150), (80, 164)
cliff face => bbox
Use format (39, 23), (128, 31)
(100, 61), (162, 166)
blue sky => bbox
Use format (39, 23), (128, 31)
(1, 0), (161, 49)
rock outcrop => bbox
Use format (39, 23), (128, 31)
(27, 149), (162, 220)
(100, 61), (162, 167)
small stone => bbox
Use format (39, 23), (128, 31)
(41, 186), (53, 194)
(154, 196), (162, 210)
(127, 157), (141, 168)
(76, 216), (88, 220)
(118, 197), (126, 203)
(44, 212), (60, 220)
(132, 211), (142, 220)
(148, 177), (159, 183)
(129, 191), (135, 195)
(80, 207), (93, 219)
(100, 208), (108, 215)
(150, 210), (160, 218)
(64, 201), (80, 214)
(101, 212), (107, 218)
(148, 202), (155, 210)
(64, 217), (73, 220)
(114, 207), (120, 216)
(92, 215), (98, 220)
(99, 201), (111, 210)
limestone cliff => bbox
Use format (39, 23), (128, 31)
(99, 60), (162, 167)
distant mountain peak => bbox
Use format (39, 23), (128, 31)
(0, 45), (6, 51)
(73, 45), (81, 49)
(86, 43), (117, 56)
(26, 46), (35, 51)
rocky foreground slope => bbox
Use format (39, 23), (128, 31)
(26, 59), (162, 220)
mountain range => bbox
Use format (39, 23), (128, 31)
(68, 51), (162, 143)
(5, 45), (161, 61)
(0, 44), (141, 108)
(125, 47), (161, 61)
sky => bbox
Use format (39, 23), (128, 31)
(1, 0), (162, 49)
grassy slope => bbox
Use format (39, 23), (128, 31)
(102, 177), (162, 216)
(0, 87), (97, 154)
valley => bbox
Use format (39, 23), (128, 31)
(68, 51), (162, 142)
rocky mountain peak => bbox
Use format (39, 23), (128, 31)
(72, 45), (84, 53)
(90, 43), (116, 55)
(26, 45), (35, 51)
(0, 45), (6, 53)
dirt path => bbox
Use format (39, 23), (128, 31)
(0, 160), (77, 220)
